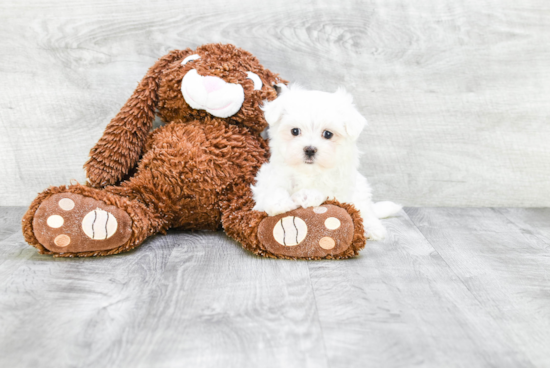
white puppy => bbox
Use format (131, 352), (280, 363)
(252, 85), (401, 240)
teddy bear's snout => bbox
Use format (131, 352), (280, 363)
(202, 76), (225, 93)
(181, 69), (245, 118)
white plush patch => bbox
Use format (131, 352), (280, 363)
(181, 69), (244, 118)
(246, 72), (263, 90)
(181, 54), (200, 65)
(324, 217), (341, 230)
(273, 216), (308, 246)
(47, 215), (64, 228)
(82, 208), (118, 240)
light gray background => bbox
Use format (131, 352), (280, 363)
(1, 0), (549, 207)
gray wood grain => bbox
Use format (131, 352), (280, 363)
(0, 227), (327, 368)
(106, 232), (327, 368)
(1, 0), (549, 206)
(407, 207), (550, 367)
(308, 209), (533, 368)
(0, 232), (178, 368)
(0, 207), (34, 286)
(0, 207), (26, 242)
(2, 207), (550, 367)
(496, 208), (550, 247)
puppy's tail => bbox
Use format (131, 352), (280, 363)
(373, 201), (402, 219)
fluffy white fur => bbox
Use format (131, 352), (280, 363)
(252, 85), (402, 240)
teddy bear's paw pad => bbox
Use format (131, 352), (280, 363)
(32, 193), (132, 254)
(258, 205), (354, 259)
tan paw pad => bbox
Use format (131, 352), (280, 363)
(319, 237), (335, 249)
(313, 206), (328, 214)
(58, 198), (75, 211)
(54, 234), (71, 247)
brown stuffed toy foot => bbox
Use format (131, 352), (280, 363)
(22, 184), (163, 257)
(31, 193), (133, 254)
(257, 203), (365, 259)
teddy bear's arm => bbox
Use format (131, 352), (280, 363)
(84, 49), (192, 187)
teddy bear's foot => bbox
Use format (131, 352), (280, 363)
(31, 193), (133, 254)
(258, 204), (356, 259)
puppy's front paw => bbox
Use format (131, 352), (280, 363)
(365, 223), (387, 241)
(291, 189), (327, 209)
(265, 198), (300, 217)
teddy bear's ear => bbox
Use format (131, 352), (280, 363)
(335, 88), (367, 140)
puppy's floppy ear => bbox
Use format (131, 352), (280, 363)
(336, 88), (367, 140)
(262, 84), (289, 126)
(345, 107), (367, 140)
(273, 83), (288, 97)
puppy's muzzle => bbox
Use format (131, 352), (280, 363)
(304, 146), (317, 163)
(304, 146), (317, 157)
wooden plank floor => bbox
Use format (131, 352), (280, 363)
(1, 207), (549, 368)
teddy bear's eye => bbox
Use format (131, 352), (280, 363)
(181, 54), (200, 65)
(291, 128), (300, 136)
(246, 72), (263, 90)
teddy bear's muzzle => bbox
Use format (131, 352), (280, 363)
(181, 69), (245, 118)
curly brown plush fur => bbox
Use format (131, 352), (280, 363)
(21, 43), (366, 259)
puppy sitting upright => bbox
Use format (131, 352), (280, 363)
(252, 85), (401, 240)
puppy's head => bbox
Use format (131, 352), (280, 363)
(262, 85), (366, 169)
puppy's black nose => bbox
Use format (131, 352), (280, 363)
(304, 146), (317, 158)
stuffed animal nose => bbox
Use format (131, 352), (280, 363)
(304, 146), (317, 158)
(202, 76), (225, 93)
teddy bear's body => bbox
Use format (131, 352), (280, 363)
(22, 44), (366, 259)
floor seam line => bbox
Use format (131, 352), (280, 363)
(306, 262), (331, 368)
(402, 208), (488, 308)
(493, 208), (550, 247)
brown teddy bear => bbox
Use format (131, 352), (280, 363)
(21, 43), (366, 259)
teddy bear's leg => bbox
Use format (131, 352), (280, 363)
(221, 185), (367, 260)
(22, 184), (164, 257)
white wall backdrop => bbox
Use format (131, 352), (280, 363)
(1, 0), (549, 206)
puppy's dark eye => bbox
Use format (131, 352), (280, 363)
(323, 130), (333, 139)
(291, 128), (300, 136)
